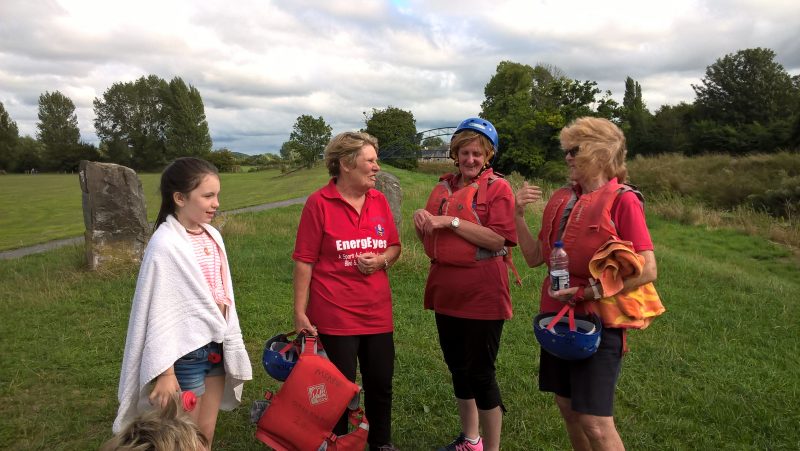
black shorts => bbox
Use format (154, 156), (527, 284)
(538, 327), (623, 417)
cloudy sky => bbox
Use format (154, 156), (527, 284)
(1, 0), (798, 155)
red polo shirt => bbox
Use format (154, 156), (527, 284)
(293, 178), (400, 335)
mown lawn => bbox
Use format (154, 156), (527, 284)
(0, 166), (798, 450)
(0, 168), (330, 251)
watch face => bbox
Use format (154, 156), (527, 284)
(451, 217), (460, 228)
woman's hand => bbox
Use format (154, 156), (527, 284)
(414, 210), (452, 235)
(357, 252), (384, 275)
(548, 286), (580, 304)
(413, 209), (433, 233)
(149, 371), (180, 409)
(515, 181), (542, 217)
(294, 312), (317, 336)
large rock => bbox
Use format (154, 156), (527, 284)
(375, 171), (402, 231)
(79, 161), (148, 270)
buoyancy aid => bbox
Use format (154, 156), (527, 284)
(423, 169), (521, 283)
(255, 336), (367, 451)
(539, 178), (646, 325)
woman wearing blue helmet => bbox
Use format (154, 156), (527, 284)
(413, 117), (517, 451)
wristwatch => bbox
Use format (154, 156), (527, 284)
(450, 217), (460, 229)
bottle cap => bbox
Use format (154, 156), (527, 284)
(554, 240), (564, 247)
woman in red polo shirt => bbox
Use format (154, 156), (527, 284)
(515, 117), (658, 451)
(413, 118), (517, 451)
(292, 131), (401, 451)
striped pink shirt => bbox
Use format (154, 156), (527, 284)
(187, 230), (231, 307)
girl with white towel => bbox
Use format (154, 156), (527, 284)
(113, 157), (252, 449)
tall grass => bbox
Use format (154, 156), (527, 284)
(1, 166), (799, 450)
(627, 153), (800, 255)
(628, 152), (800, 217)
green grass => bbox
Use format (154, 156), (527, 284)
(1, 166), (799, 450)
(0, 169), (330, 251)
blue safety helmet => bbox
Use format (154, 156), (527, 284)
(533, 311), (603, 361)
(262, 332), (300, 382)
(451, 117), (499, 164)
(261, 331), (328, 381)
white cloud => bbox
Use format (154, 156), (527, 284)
(1, 0), (798, 154)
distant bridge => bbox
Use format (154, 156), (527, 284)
(417, 127), (457, 142)
(379, 126), (457, 160)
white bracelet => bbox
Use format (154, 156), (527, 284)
(588, 278), (601, 300)
(383, 255), (389, 270)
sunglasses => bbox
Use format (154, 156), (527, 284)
(564, 146), (580, 157)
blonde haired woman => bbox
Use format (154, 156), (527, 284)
(515, 117), (658, 451)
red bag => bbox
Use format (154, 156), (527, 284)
(255, 335), (368, 451)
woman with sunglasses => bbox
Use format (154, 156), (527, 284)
(514, 117), (658, 451)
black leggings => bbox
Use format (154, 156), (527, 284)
(435, 313), (505, 410)
(319, 333), (395, 448)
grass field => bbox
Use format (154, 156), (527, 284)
(0, 169), (330, 251)
(1, 166), (799, 450)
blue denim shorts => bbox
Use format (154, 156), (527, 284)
(174, 342), (225, 396)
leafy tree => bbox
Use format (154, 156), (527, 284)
(791, 112), (800, 149)
(422, 136), (445, 149)
(483, 61), (536, 119)
(481, 61), (546, 177)
(693, 48), (798, 125)
(247, 153), (282, 169)
(689, 48), (800, 154)
(37, 91), (84, 171)
(363, 106), (419, 170)
(279, 139), (302, 161)
(789, 74), (800, 150)
(206, 148), (238, 172)
(649, 102), (694, 155)
(15, 136), (45, 172)
(94, 76), (166, 169)
(0, 101), (20, 171)
(288, 115), (332, 169)
(481, 61), (604, 178)
(162, 77), (212, 160)
(595, 90), (622, 123)
(621, 77), (654, 156)
(95, 75), (209, 170)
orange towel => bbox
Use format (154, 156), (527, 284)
(587, 238), (665, 329)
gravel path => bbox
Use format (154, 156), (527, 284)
(0, 196), (308, 260)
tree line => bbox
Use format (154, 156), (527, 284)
(0, 74), (274, 173)
(1, 47), (798, 175)
(481, 47), (800, 179)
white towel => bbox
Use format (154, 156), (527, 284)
(113, 215), (252, 433)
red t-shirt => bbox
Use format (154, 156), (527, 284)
(423, 175), (518, 320)
(610, 191), (654, 252)
(293, 179), (400, 335)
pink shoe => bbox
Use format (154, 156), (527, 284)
(437, 433), (483, 451)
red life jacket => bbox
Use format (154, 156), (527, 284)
(422, 169), (521, 283)
(255, 336), (367, 451)
(539, 179), (642, 317)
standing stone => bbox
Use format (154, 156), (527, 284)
(79, 160), (148, 270)
(375, 171), (402, 231)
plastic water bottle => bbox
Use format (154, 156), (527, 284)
(550, 241), (570, 292)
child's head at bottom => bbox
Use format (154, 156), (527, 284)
(102, 394), (208, 451)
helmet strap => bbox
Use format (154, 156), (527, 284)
(546, 304), (576, 332)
